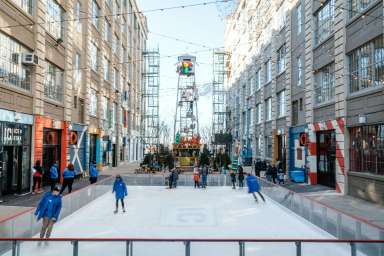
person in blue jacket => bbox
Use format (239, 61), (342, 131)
(60, 163), (75, 194)
(49, 161), (59, 191)
(89, 161), (99, 184)
(246, 173), (266, 203)
(112, 175), (127, 213)
(34, 186), (62, 242)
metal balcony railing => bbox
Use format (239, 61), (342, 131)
(0, 238), (383, 256)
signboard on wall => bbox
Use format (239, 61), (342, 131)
(0, 122), (26, 146)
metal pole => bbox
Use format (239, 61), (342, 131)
(239, 241), (245, 256)
(295, 241), (302, 256)
(126, 241), (130, 256)
(11, 240), (17, 256)
(350, 242), (356, 256)
(185, 241), (191, 256)
(130, 241), (133, 256)
(73, 241), (79, 256)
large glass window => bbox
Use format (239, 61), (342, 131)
(0, 32), (32, 91)
(350, 125), (384, 175)
(315, 0), (335, 45)
(90, 89), (97, 116)
(46, 0), (64, 39)
(265, 135), (272, 158)
(74, 1), (81, 33)
(297, 56), (303, 86)
(256, 104), (262, 124)
(265, 98), (272, 121)
(277, 44), (286, 74)
(73, 53), (81, 84)
(112, 103), (117, 127)
(292, 100), (299, 126)
(277, 90), (286, 117)
(265, 59), (272, 83)
(102, 96), (108, 121)
(350, 0), (375, 18)
(297, 3), (302, 35)
(255, 69), (261, 90)
(90, 42), (98, 71)
(349, 36), (384, 93)
(44, 61), (63, 102)
(12, 0), (33, 15)
(315, 63), (335, 104)
(92, 0), (100, 30)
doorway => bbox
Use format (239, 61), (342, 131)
(316, 130), (336, 188)
(89, 134), (97, 165)
(42, 129), (61, 184)
(112, 144), (117, 167)
(1, 146), (23, 194)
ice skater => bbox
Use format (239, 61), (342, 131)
(112, 175), (127, 213)
(238, 165), (244, 188)
(60, 163), (75, 194)
(34, 186), (62, 245)
(200, 164), (208, 188)
(230, 169), (236, 189)
(246, 173), (265, 203)
(89, 161), (99, 184)
(193, 168), (200, 188)
(277, 166), (285, 185)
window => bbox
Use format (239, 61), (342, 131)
(92, 0), (100, 29)
(277, 44), (286, 74)
(113, 68), (119, 89)
(112, 103), (117, 127)
(257, 134), (263, 156)
(265, 59), (272, 83)
(350, 0), (375, 17)
(74, 1), (81, 33)
(103, 57), (110, 81)
(104, 19), (111, 43)
(292, 100), (299, 126)
(256, 104), (262, 124)
(297, 56), (303, 86)
(102, 96), (108, 120)
(44, 61), (63, 102)
(265, 98), (272, 121)
(315, 63), (335, 103)
(90, 42), (98, 71)
(120, 107), (124, 125)
(255, 69), (261, 90)
(12, 0), (33, 15)
(90, 89), (97, 116)
(350, 125), (384, 175)
(315, 0), (335, 45)
(277, 90), (286, 117)
(265, 136), (272, 158)
(349, 36), (384, 93)
(112, 34), (118, 54)
(297, 3), (302, 35)
(0, 32), (32, 91)
(73, 53), (81, 84)
(46, 0), (64, 39)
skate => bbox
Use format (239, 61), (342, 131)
(123, 208), (126, 213)
(114, 209), (118, 214)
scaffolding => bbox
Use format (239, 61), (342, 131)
(212, 51), (228, 139)
(141, 49), (160, 153)
(174, 55), (199, 140)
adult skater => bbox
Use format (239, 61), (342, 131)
(230, 169), (236, 189)
(238, 165), (244, 188)
(246, 173), (265, 203)
(89, 161), (99, 184)
(168, 169), (174, 189)
(60, 163), (75, 194)
(32, 160), (44, 194)
(34, 186), (62, 244)
(277, 166), (285, 184)
(193, 168), (200, 188)
(271, 164), (278, 184)
(112, 175), (127, 213)
(200, 164), (208, 188)
(172, 168), (179, 188)
(49, 161), (59, 191)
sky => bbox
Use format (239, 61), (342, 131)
(137, 0), (226, 137)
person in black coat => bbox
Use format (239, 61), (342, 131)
(238, 165), (244, 188)
(271, 164), (278, 184)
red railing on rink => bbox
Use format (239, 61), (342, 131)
(0, 238), (383, 256)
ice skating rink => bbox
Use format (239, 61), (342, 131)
(6, 186), (359, 256)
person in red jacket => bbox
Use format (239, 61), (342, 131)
(193, 168), (200, 188)
(32, 160), (44, 194)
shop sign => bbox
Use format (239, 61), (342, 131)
(1, 123), (24, 145)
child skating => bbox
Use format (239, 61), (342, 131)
(112, 175), (127, 213)
(246, 173), (266, 203)
(193, 168), (200, 188)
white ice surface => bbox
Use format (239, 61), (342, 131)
(6, 186), (360, 256)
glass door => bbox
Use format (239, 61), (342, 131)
(316, 131), (336, 188)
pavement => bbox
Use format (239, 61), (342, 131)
(0, 162), (140, 222)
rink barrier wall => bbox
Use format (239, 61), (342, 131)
(0, 238), (383, 256)
(0, 177), (114, 253)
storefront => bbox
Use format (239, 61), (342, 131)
(102, 135), (111, 166)
(307, 118), (345, 193)
(288, 125), (308, 181)
(348, 124), (384, 204)
(275, 128), (287, 171)
(0, 113), (33, 195)
(68, 123), (87, 174)
(88, 127), (102, 169)
(34, 116), (68, 183)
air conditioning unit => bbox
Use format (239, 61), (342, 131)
(22, 53), (38, 65)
